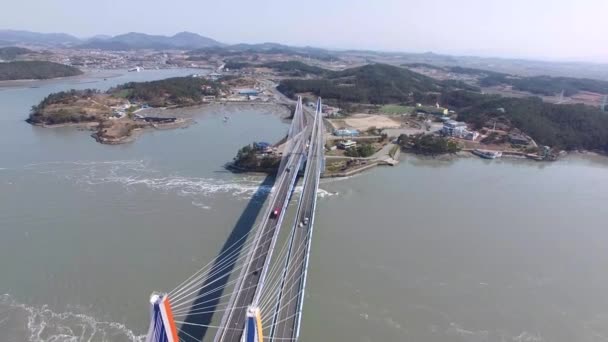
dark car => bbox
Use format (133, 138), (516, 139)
(270, 207), (281, 218)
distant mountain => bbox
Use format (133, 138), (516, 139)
(80, 32), (224, 50)
(190, 43), (338, 61)
(87, 34), (112, 41)
(0, 30), (81, 46)
(170, 32), (222, 48)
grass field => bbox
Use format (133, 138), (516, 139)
(379, 105), (414, 114)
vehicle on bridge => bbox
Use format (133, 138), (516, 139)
(270, 207), (281, 218)
(299, 217), (310, 227)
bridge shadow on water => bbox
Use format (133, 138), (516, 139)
(178, 175), (275, 341)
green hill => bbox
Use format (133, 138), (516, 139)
(0, 47), (33, 60)
(278, 63), (475, 104)
(110, 77), (223, 107)
(0, 61), (82, 80)
(440, 90), (608, 152)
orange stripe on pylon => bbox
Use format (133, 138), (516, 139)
(255, 308), (264, 342)
(163, 297), (179, 342)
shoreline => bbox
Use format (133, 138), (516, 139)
(30, 101), (291, 145)
(226, 146), (601, 180)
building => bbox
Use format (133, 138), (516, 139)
(238, 89), (260, 96)
(465, 131), (480, 140)
(322, 105), (340, 116)
(508, 133), (529, 145)
(442, 120), (467, 136)
(338, 140), (357, 149)
(207, 72), (222, 81)
(253, 142), (273, 153)
(333, 128), (360, 137)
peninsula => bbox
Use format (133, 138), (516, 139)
(27, 76), (224, 144)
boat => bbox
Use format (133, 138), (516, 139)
(472, 149), (502, 159)
(223, 116), (229, 122)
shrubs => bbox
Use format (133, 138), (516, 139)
(344, 143), (375, 158)
(398, 133), (461, 155)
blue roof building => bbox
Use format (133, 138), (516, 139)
(253, 142), (271, 150)
(333, 128), (360, 137)
(238, 89), (260, 96)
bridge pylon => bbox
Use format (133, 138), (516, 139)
(244, 306), (264, 342)
(145, 292), (179, 342)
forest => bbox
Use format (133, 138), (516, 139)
(111, 77), (222, 106)
(441, 90), (608, 152)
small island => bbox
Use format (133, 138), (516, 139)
(27, 76), (225, 144)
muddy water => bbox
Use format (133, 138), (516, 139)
(2, 70), (608, 342)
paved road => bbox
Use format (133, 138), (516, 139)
(271, 111), (323, 341)
(214, 135), (308, 342)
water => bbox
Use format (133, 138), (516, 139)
(1, 71), (608, 342)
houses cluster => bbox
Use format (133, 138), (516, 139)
(306, 102), (341, 117)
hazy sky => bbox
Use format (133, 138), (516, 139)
(2, 0), (607, 62)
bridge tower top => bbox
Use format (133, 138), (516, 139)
(245, 306), (264, 342)
(145, 292), (179, 342)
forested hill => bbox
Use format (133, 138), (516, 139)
(109, 77), (223, 107)
(0, 61), (82, 80)
(278, 63), (476, 104)
(440, 90), (608, 152)
(0, 47), (33, 60)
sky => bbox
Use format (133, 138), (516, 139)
(2, 0), (608, 62)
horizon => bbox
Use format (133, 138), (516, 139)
(4, 28), (608, 66)
(1, 0), (608, 63)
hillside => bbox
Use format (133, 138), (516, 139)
(437, 90), (608, 152)
(27, 89), (122, 125)
(0, 61), (82, 80)
(109, 77), (224, 107)
(277, 63), (474, 104)
(0, 46), (33, 60)
(29, 77), (224, 125)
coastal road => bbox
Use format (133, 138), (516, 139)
(214, 133), (309, 342)
(270, 105), (324, 341)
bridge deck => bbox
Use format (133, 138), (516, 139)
(270, 102), (324, 341)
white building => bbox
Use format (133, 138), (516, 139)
(442, 120), (467, 136)
(338, 140), (357, 149)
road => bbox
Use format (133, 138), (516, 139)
(214, 134), (308, 342)
(270, 107), (324, 341)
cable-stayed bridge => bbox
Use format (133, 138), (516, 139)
(145, 97), (325, 342)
